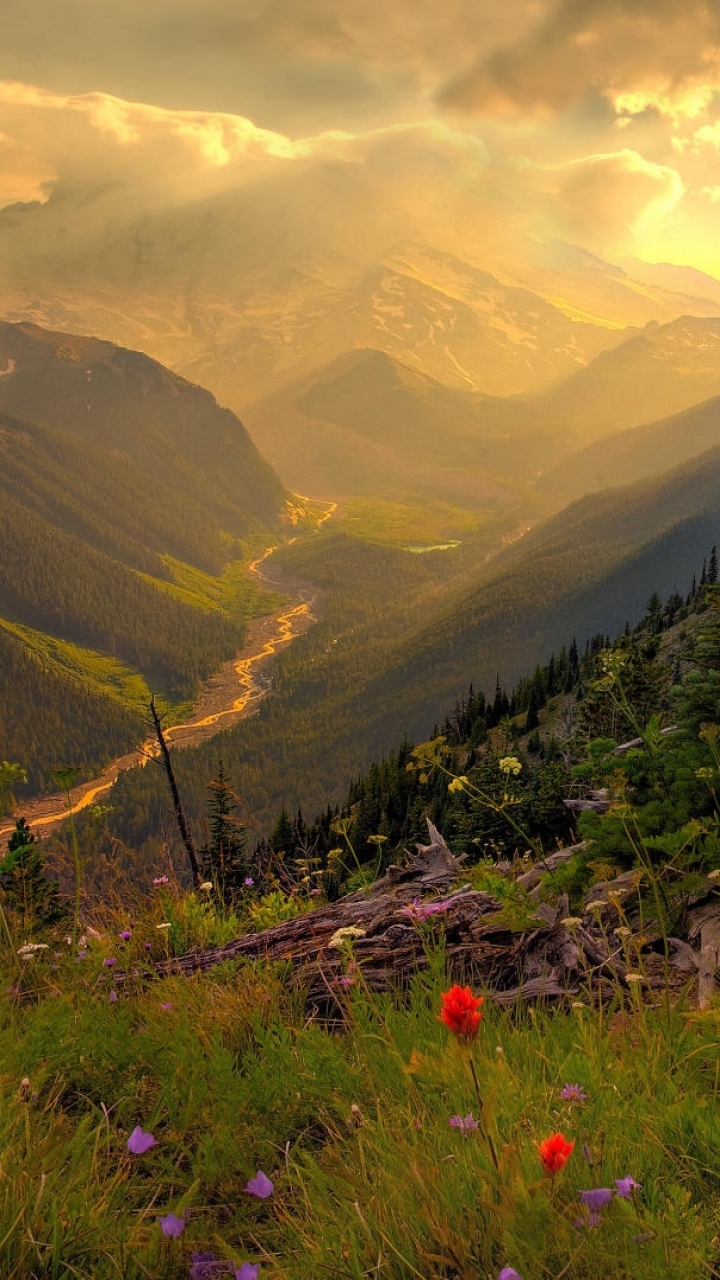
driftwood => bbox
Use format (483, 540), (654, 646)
(148, 822), (718, 1008)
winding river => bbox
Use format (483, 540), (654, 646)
(0, 505), (335, 841)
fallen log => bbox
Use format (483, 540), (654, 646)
(148, 822), (705, 1007)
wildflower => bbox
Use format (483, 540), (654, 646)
(403, 899), (451, 921)
(244, 877), (254, 887)
(145, 943), (152, 950)
(439, 984), (484, 1041)
(329, 926), (366, 949)
(538, 1132), (574, 1175)
(159, 1002), (174, 1011)
(615, 1175), (641, 1200)
(581, 1188), (613, 1212)
(245, 1170), (273, 1198)
(561, 917), (583, 928)
(156, 922), (172, 930)
(17, 943), (49, 957)
(499, 1270), (524, 1280)
(153, 876), (170, 886)
(707, 868), (720, 881)
(499, 756), (522, 776)
(236, 1266), (260, 1280)
(448, 776), (469, 794)
(561, 1083), (587, 1104)
(158, 1212), (186, 1237)
(189, 1253), (220, 1280)
(199, 881), (213, 892)
(103, 957), (117, 967)
(119, 930), (132, 941)
(109, 990), (118, 1004)
(614, 926), (632, 938)
(85, 926), (102, 939)
(127, 1125), (157, 1155)
(625, 973), (645, 985)
(449, 1113), (479, 1133)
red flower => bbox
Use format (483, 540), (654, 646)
(538, 1132), (574, 1175)
(439, 984), (484, 1041)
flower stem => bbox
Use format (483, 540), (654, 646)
(468, 1056), (499, 1172)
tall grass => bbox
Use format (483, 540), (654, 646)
(2, 903), (720, 1279)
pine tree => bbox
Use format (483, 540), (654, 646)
(199, 763), (248, 906)
(0, 819), (67, 933)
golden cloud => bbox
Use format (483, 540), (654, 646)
(518, 148), (685, 251)
(439, 0), (720, 126)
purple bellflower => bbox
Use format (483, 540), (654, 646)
(126, 1125), (157, 1154)
(245, 1170), (273, 1199)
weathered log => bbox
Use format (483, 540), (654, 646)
(143, 822), (711, 1007)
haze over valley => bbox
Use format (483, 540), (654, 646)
(2, 0), (720, 854)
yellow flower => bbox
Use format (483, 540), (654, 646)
(499, 756), (522, 776)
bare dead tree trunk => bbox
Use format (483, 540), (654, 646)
(149, 695), (201, 889)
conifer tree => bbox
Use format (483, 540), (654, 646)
(199, 763), (247, 906)
(0, 819), (67, 933)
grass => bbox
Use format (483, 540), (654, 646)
(2, 883), (720, 1280)
(334, 498), (486, 548)
(0, 618), (151, 711)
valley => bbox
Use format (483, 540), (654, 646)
(0, 542), (320, 840)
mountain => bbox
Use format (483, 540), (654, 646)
(520, 240), (720, 329)
(536, 394), (720, 505)
(5, 153), (720, 420)
(0, 321), (286, 558)
(0, 321), (288, 790)
(528, 315), (720, 448)
(244, 347), (561, 503)
(372, 445), (720, 732)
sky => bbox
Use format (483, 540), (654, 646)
(1, 0), (720, 275)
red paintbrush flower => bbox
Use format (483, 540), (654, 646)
(439, 984), (484, 1041)
(538, 1131), (574, 1175)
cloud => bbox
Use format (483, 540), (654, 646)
(439, 0), (720, 126)
(0, 81), (303, 208)
(517, 148), (686, 252)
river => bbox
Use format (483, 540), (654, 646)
(0, 506), (334, 842)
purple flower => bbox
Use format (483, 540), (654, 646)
(145, 943), (152, 951)
(109, 990), (118, 1003)
(580, 1188), (613, 1213)
(244, 877), (254, 887)
(103, 957), (117, 967)
(159, 1002), (174, 1011)
(449, 1113), (479, 1134)
(190, 1254), (220, 1280)
(126, 1125), (157, 1154)
(236, 1267), (260, 1280)
(499, 1270), (524, 1280)
(159, 1212), (185, 1238)
(119, 930), (132, 941)
(615, 1175), (641, 1200)
(245, 1170), (273, 1199)
(561, 1083), (588, 1104)
(153, 876), (170, 886)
